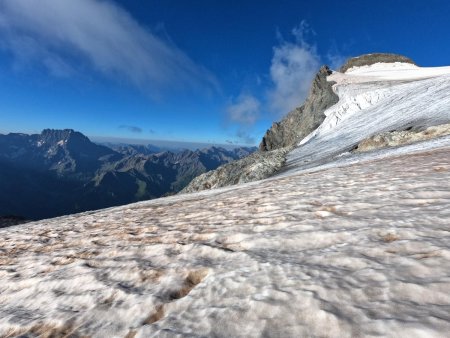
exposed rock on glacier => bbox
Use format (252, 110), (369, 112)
(339, 53), (416, 73)
(354, 123), (450, 153)
(182, 147), (290, 193)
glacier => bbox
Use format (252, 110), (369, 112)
(291, 62), (450, 171)
(0, 62), (450, 337)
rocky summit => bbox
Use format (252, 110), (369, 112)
(339, 53), (417, 73)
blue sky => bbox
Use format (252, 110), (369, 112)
(0, 0), (449, 146)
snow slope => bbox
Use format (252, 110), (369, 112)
(1, 62), (450, 337)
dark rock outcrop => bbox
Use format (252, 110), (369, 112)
(339, 53), (416, 73)
(182, 147), (290, 193)
(259, 66), (339, 151)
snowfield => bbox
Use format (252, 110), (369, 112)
(1, 63), (450, 337)
(1, 145), (449, 337)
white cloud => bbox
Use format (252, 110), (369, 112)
(0, 0), (218, 96)
(268, 21), (321, 116)
(226, 94), (260, 125)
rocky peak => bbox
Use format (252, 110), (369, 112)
(339, 53), (416, 73)
(259, 65), (338, 151)
(38, 129), (90, 147)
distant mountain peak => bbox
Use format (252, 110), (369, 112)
(39, 129), (88, 143)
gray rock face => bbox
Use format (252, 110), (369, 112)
(339, 53), (416, 73)
(259, 66), (339, 151)
(181, 147), (291, 193)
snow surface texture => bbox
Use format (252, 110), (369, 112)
(1, 143), (450, 337)
(1, 62), (450, 337)
(292, 63), (450, 171)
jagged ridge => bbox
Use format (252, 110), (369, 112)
(259, 66), (339, 151)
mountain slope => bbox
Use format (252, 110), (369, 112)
(183, 65), (339, 193)
(0, 129), (119, 177)
(0, 130), (255, 219)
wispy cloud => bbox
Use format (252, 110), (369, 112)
(268, 21), (321, 116)
(226, 94), (260, 125)
(225, 21), (346, 145)
(0, 0), (218, 96)
(119, 125), (143, 133)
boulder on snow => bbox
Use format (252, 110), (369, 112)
(354, 123), (450, 153)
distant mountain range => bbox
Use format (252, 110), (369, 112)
(0, 129), (255, 220)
